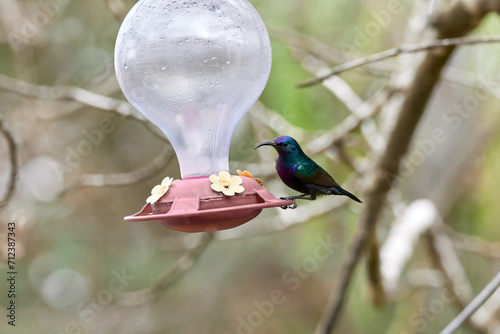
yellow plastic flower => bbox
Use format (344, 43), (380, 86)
(210, 171), (244, 196)
(237, 169), (265, 187)
(146, 177), (174, 204)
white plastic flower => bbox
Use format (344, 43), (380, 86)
(209, 171), (244, 196)
(146, 177), (174, 204)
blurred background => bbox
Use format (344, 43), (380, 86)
(1, 0), (500, 333)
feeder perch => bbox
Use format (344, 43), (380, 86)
(115, 0), (292, 232)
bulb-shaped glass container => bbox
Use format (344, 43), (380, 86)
(115, 0), (272, 178)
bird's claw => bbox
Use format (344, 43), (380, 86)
(280, 198), (297, 210)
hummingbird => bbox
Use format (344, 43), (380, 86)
(255, 136), (362, 208)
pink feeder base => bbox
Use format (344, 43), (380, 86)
(124, 176), (293, 232)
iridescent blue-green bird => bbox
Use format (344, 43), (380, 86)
(255, 136), (362, 207)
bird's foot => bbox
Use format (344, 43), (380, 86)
(280, 198), (297, 210)
(281, 194), (314, 201)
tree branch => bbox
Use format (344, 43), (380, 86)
(268, 26), (394, 77)
(447, 227), (500, 260)
(0, 73), (168, 141)
(79, 147), (174, 187)
(0, 117), (18, 208)
(305, 90), (391, 156)
(103, 0), (128, 22)
(425, 225), (482, 332)
(114, 232), (214, 307)
(440, 270), (500, 334)
(0, 74), (142, 120)
(298, 35), (500, 88)
(379, 200), (438, 296)
(314, 1), (500, 332)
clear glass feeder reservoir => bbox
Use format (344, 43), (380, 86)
(116, 0), (293, 232)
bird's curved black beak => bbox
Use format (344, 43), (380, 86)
(254, 141), (276, 150)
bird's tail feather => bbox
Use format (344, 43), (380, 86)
(332, 187), (362, 203)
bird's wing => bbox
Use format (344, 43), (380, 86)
(295, 161), (340, 187)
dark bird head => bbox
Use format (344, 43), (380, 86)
(254, 136), (302, 155)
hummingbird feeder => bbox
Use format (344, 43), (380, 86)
(115, 0), (293, 232)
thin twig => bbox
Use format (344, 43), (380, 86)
(55, 146), (174, 198)
(298, 35), (500, 88)
(443, 67), (500, 105)
(114, 232), (214, 307)
(424, 209), (494, 333)
(447, 227), (500, 260)
(268, 26), (394, 76)
(0, 73), (167, 142)
(249, 101), (305, 141)
(290, 44), (365, 113)
(0, 74), (140, 120)
(305, 90), (391, 156)
(267, 26), (347, 65)
(103, 0), (128, 22)
(329, 142), (360, 173)
(440, 271), (500, 334)
(0, 117), (18, 208)
(80, 147), (174, 187)
(425, 228), (475, 326)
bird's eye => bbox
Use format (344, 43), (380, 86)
(282, 142), (288, 147)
